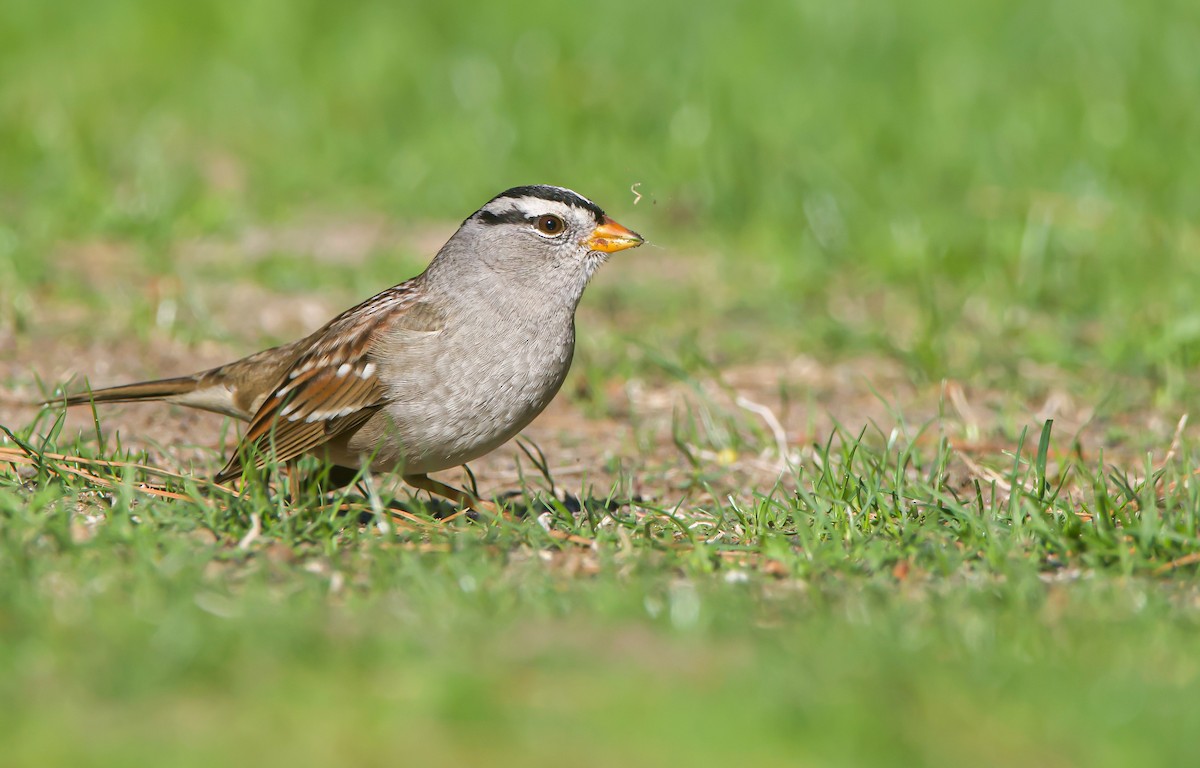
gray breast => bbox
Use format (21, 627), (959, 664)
(345, 301), (577, 475)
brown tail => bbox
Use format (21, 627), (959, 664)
(51, 375), (206, 408)
(47, 342), (305, 418)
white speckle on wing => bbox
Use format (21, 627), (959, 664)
(306, 406), (357, 423)
(360, 363), (376, 379)
(336, 363), (352, 377)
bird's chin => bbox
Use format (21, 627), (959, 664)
(583, 250), (610, 279)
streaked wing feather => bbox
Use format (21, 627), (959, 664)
(214, 281), (426, 483)
(216, 361), (387, 481)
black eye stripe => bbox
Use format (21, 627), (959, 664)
(477, 210), (573, 235)
(477, 209), (530, 226)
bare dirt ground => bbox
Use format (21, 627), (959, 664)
(2, 320), (1181, 511)
(1, 218), (1187, 508)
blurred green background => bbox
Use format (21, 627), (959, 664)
(4, 0), (1199, 383)
(5, 2), (1200, 766)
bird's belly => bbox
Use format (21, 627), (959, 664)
(335, 323), (574, 475)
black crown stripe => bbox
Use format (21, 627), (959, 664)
(487, 185), (606, 221)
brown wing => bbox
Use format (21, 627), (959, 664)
(213, 282), (427, 484)
(213, 358), (388, 483)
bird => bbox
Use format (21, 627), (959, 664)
(48, 185), (644, 509)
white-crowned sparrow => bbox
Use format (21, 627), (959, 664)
(50, 185), (644, 507)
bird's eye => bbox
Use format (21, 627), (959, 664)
(535, 214), (565, 236)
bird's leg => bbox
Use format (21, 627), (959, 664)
(285, 459), (303, 506)
(405, 474), (589, 545)
(403, 473), (500, 518)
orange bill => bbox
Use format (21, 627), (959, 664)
(584, 216), (644, 253)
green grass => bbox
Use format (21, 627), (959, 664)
(4, 1), (1200, 765)
(6, 415), (1200, 767)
